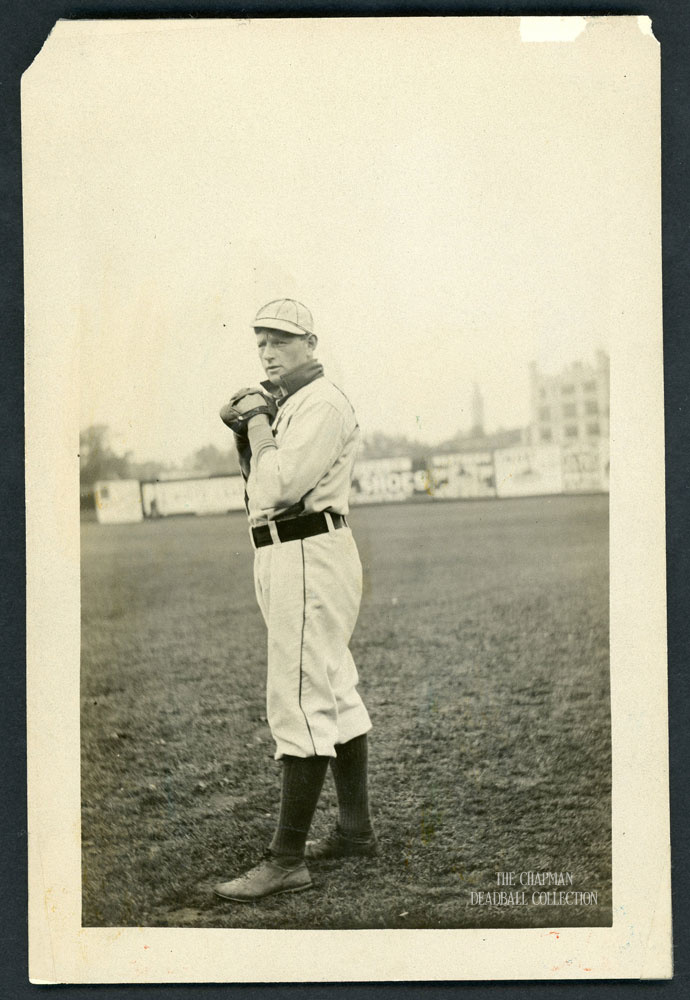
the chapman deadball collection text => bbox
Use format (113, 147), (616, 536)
(469, 871), (599, 907)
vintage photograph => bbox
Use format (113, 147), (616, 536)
(24, 15), (669, 982)
(76, 17), (614, 931)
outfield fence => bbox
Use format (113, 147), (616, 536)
(93, 440), (609, 524)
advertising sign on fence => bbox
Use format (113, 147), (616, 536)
(427, 452), (496, 499)
(94, 480), (143, 524)
(141, 476), (246, 517)
(562, 443), (605, 493)
(599, 439), (610, 492)
(494, 445), (563, 498)
(350, 457), (415, 505)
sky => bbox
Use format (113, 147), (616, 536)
(55, 17), (655, 465)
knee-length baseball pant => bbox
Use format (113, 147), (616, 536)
(253, 525), (372, 759)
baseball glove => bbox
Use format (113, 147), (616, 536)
(219, 386), (278, 435)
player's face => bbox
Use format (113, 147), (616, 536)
(255, 328), (315, 383)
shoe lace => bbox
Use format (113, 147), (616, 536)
(236, 860), (270, 882)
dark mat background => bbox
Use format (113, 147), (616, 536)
(2, 0), (688, 996)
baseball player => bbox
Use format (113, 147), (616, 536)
(214, 299), (376, 902)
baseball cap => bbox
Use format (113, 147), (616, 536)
(251, 298), (314, 337)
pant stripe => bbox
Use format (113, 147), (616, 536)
(298, 539), (317, 755)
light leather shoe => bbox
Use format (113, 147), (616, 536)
(305, 826), (378, 862)
(214, 858), (312, 902)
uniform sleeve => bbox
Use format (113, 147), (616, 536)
(246, 395), (347, 512)
(233, 431), (252, 480)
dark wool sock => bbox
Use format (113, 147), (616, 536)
(269, 754), (330, 862)
(330, 734), (374, 838)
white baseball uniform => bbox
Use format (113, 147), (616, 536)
(246, 364), (372, 760)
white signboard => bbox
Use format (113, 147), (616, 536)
(428, 452), (496, 499)
(599, 439), (610, 492)
(141, 476), (245, 517)
(350, 457), (415, 505)
(93, 480), (143, 524)
(494, 445), (564, 498)
(562, 443), (605, 493)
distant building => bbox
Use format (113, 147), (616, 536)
(436, 426), (523, 455)
(470, 382), (485, 437)
(527, 351), (609, 447)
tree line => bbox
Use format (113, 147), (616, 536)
(79, 425), (244, 507)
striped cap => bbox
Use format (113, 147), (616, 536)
(251, 299), (314, 337)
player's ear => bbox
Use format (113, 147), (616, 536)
(307, 333), (318, 352)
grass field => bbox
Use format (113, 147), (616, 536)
(81, 494), (610, 929)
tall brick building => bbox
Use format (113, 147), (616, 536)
(526, 351), (610, 447)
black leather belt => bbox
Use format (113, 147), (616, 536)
(252, 511), (348, 548)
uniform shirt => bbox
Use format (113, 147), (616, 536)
(245, 371), (360, 527)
